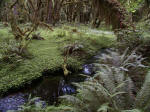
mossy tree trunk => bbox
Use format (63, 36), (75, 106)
(92, 0), (129, 29)
(46, 0), (64, 25)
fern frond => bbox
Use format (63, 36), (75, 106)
(121, 109), (143, 112)
(135, 71), (150, 112)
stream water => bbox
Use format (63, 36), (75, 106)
(0, 49), (111, 112)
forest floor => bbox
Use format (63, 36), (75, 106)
(0, 23), (116, 95)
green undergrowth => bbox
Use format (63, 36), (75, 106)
(0, 24), (116, 95)
(137, 18), (150, 40)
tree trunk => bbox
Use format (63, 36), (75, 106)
(92, 0), (129, 29)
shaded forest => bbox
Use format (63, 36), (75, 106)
(0, 0), (150, 112)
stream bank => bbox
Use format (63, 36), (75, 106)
(0, 25), (116, 96)
(0, 48), (112, 112)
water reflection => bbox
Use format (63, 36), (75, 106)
(0, 76), (77, 112)
(0, 93), (26, 112)
(29, 76), (76, 105)
(83, 64), (94, 75)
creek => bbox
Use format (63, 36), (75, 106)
(0, 48), (111, 112)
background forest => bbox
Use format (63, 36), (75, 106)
(0, 0), (150, 112)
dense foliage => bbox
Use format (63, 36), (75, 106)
(0, 0), (150, 112)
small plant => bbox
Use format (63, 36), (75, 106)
(64, 42), (84, 56)
(53, 28), (68, 38)
(62, 42), (84, 76)
(18, 95), (46, 112)
(0, 39), (31, 66)
(96, 48), (146, 72)
(32, 33), (44, 40)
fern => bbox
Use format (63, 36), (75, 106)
(60, 65), (136, 112)
(57, 49), (149, 112)
(97, 48), (146, 72)
(135, 71), (150, 111)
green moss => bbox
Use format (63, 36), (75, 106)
(0, 27), (13, 42)
(0, 25), (116, 95)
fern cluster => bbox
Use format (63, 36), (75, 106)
(57, 50), (150, 112)
(95, 48), (146, 71)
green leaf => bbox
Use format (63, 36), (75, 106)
(97, 103), (110, 112)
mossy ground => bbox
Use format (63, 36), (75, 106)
(0, 23), (116, 95)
